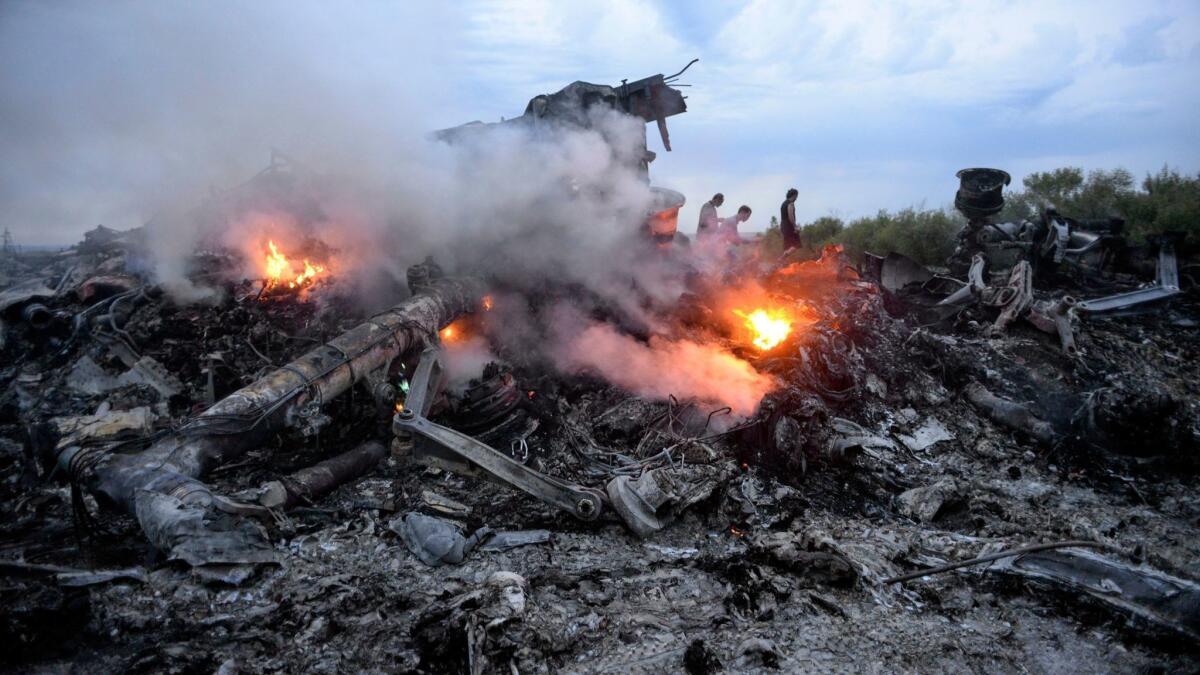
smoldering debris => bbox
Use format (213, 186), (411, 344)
(2, 78), (1199, 674)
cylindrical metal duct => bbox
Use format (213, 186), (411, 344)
(65, 275), (486, 514)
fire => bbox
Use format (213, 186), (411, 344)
(262, 240), (326, 291)
(439, 322), (459, 342)
(482, 295), (494, 311)
(734, 308), (793, 351)
(265, 241), (290, 281)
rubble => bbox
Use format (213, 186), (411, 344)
(393, 512), (491, 567)
(1, 120), (1198, 673)
(896, 478), (964, 523)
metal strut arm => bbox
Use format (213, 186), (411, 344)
(393, 348), (604, 521)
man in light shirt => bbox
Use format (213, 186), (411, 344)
(696, 193), (724, 240)
(718, 205), (752, 244)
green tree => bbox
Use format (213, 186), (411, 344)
(999, 165), (1199, 242)
(1118, 167), (1200, 240)
(999, 167), (1136, 222)
(834, 208), (962, 266)
(802, 216), (845, 248)
(760, 215), (783, 256)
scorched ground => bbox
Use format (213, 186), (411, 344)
(1, 226), (1198, 674)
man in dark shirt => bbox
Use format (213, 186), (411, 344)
(780, 188), (800, 252)
(697, 193), (724, 240)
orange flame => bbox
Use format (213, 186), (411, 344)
(733, 308), (793, 351)
(482, 295), (494, 311)
(263, 240), (326, 291)
(439, 322), (459, 342)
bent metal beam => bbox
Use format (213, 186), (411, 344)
(59, 275), (485, 566)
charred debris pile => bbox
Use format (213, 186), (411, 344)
(2, 73), (1199, 673)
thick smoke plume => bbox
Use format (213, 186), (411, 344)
(1, 2), (775, 416)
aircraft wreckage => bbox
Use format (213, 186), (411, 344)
(1, 67), (1198, 672)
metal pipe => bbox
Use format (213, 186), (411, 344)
(21, 303), (53, 330)
(258, 440), (388, 510)
(64, 276), (485, 514)
(964, 381), (1057, 444)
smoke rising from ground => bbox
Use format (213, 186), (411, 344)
(554, 322), (775, 417)
(0, 1), (775, 415)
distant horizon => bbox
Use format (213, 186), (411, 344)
(7, 160), (1192, 249)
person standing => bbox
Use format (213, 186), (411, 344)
(780, 188), (800, 251)
(697, 193), (724, 240)
(718, 205), (752, 244)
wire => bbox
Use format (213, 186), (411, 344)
(663, 58), (699, 82)
(883, 540), (1116, 585)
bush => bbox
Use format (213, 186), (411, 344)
(1121, 167), (1200, 241)
(834, 207), (962, 266)
(760, 216), (783, 257)
(999, 166), (1200, 243)
(802, 216), (844, 248)
(760, 209), (960, 267)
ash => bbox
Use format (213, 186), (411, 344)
(1, 219), (1197, 674)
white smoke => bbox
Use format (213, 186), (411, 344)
(0, 1), (776, 415)
(554, 321), (774, 417)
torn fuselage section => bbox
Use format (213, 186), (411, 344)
(434, 66), (694, 245)
(435, 69), (689, 178)
(60, 273), (486, 568)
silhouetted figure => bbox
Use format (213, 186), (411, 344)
(780, 188), (800, 251)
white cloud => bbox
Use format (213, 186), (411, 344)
(2, 0), (1195, 244)
(705, 0), (1200, 119)
(455, 0), (693, 113)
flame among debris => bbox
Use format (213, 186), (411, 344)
(556, 322), (774, 417)
(262, 240), (326, 292)
(734, 308), (794, 351)
(440, 322), (460, 342)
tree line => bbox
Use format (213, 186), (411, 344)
(760, 166), (1200, 266)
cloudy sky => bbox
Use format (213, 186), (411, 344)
(2, 0), (1198, 243)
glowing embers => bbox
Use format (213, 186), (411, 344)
(439, 321), (461, 343)
(261, 240), (327, 294)
(733, 307), (794, 351)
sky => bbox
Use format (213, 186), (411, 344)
(2, 0), (1198, 244)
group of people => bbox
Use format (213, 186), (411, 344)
(695, 193), (751, 244)
(695, 188), (801, 254)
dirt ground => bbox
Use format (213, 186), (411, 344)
(2, 244), (1198, 673)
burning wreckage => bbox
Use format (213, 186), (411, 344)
(2, 68), (1199, 673)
